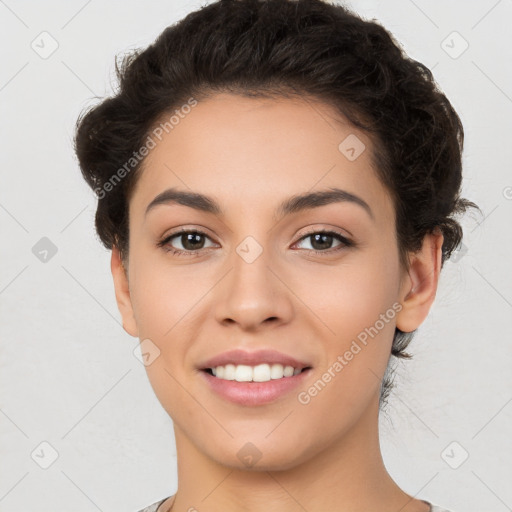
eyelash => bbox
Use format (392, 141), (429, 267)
(156, 228), (355, 257)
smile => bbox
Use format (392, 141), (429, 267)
(200, 366), (313, 406)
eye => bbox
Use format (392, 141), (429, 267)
(293, 229), (354, 255)
(157, 228), (354, 257)
(157, 229), (216, 256)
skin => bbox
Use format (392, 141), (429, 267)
(111, 93), (443, 512)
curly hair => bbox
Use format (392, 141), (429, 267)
(73, 0), (481, 408)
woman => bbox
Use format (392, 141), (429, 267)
(73, 0), (479, 510)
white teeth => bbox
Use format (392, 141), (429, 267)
(209, 363), (304, 382)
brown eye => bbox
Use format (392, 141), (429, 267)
(157, 229), (216, 255)
(175, 232), (207, 250)
(294, 230), (354, 255)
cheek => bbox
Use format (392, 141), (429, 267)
(128, 255), (204, 337)
(296, 252), (400, 402)
(293, 252), (400, 334)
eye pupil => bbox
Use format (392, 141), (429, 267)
(311, 233), (333, 250)
(182, 232), (204, 250)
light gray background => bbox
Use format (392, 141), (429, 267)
(1, 1), (511, 511)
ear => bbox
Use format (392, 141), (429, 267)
(111, 246), (139, 337)
(396, 229), (444, 333)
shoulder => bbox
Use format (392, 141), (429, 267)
(135, 497), (168, 512)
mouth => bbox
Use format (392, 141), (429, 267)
(199, 364), (313, 406)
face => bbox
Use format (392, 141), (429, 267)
(111, 92), (442, 471)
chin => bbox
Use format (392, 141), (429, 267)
(204, 437), (315, 472)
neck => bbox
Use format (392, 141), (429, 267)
(166, 397), (426, 512)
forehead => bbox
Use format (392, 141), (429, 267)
(129, 93), (394, 225)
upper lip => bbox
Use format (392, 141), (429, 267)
(199, 349), (312, 370)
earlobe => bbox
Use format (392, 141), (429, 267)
(110, 246), (139, 338)
(395, 229), (444, 333)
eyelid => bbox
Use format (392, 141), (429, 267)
(159, 224), (217, 242)
(295, 225), (352, 241)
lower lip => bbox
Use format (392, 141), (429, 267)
(199, 368), (313, 406)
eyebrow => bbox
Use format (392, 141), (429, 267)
(144, 186), (374, 221)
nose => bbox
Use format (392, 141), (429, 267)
(213, 241), (294, 331)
